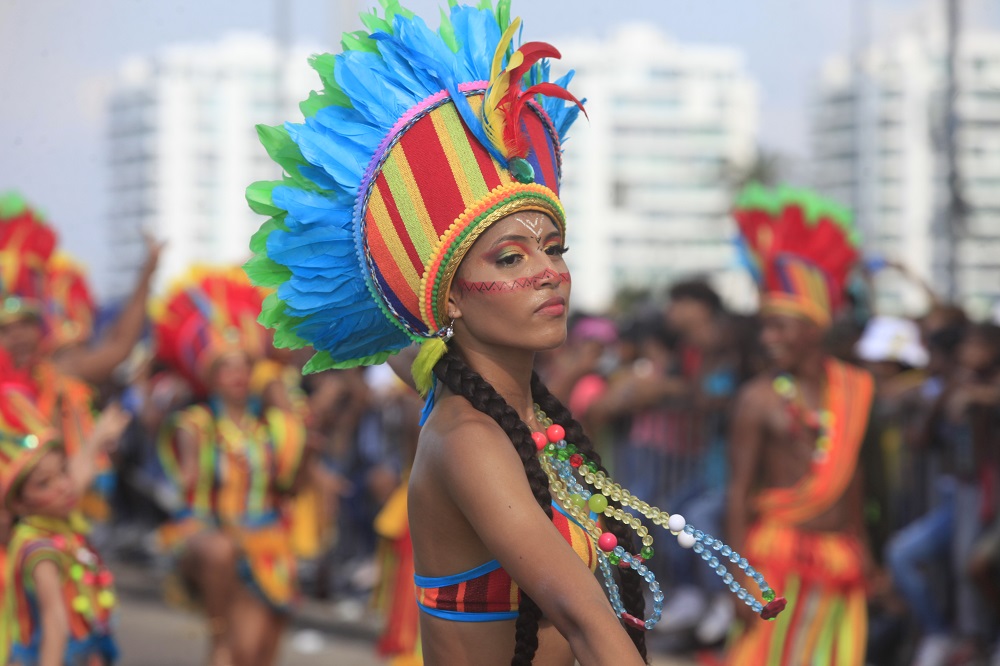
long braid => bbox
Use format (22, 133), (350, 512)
(530, 372), (649, 662)
(432, 351), (549, 666)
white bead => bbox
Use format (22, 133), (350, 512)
(677, 532), (697, 549)
(667, 514), (686, 533)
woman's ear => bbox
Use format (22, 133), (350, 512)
(447, 291), (463, 322)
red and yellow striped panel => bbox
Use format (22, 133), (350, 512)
(363, 92), (565, 337)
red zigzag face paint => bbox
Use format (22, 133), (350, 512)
(457, 268), (571, 294)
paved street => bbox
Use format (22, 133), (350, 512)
(115, 588), (697, 665)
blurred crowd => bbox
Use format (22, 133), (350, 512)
(2, 206), (999, 666)
(72, 277), (1000, 665)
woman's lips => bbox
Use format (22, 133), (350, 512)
(536, 297), (566, 316)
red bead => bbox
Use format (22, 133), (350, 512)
(545, 424), (565, 443)
(82, 571), (96, 586)
(531, 431), (548, 451)
(597, 532), (618, 552)
(760, 597), (788, 620)
(620, 612), (647, 631)
(569, 453), (584, 468)
(98, 571), (114, 586)
(51, 535), (66, 550)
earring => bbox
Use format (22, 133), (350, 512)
(441, 322), (454, 341)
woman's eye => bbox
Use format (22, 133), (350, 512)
(497, 254), (521, 266)
(545, 245), (569, 257)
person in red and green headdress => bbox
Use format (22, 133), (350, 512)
(725, 184), (877, 665)
(0, 393), (129, 666)
(152, 266), (308, 666)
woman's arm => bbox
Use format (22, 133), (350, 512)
(53, 235), (164, 384)
(68, 403), (130, 494)
(431, 415), (646, 666)
(32, 560), (69, 666)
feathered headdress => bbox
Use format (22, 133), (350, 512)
(43, 251), (97, 351)
(245, 0), (584, 393)
(0, 192), (58, 324)
(152, 266), (269, 394)
(733, 184), (861, 328)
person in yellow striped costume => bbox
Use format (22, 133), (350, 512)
(152, 267), (308, 666)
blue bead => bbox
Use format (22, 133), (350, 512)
(721, 545), (732, 557)
(715, 565), (727, 576)
(693, 530), (705, 541)
(701, 533), (714, 544)
(729, 553), (740, 563)
(637, 565), (649, 576)
(728, 581), (740, 593)
(645, 572), (656, 583)
(745, 566), (756, 578)
(653, 591), (664, 603)
(645, 620), (656, 630)
(712, 539), (724, 551)
(737, 589), (748, 600)
(709, 557), (720, 569)
(723, 573), (734, 585)
(738, 558), (749, 570)
(683, 524), (695, 534)
(701, 550), (712, 561)
(754, 573), (765, 585)
(693, 543), (704, 554)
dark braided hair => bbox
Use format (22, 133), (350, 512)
(433, 350), (648, 664)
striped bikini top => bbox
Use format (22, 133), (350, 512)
(414, 503), (598, 622)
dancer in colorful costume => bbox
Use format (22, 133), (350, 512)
(153, 266), (307, 666)
(726, 184), (875, 665)
(0, 193), (160, 523)
(0, 388), (129, 665)
(245, 3), (782, 664)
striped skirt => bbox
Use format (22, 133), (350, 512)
(725, 522), (867, 666)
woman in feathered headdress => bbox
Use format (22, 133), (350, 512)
(152, 266), (307, 666)
(247, 3), (782, 664)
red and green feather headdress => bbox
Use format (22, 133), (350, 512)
(733, 184), (861, 328)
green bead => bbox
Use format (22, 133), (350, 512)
(763, 589), (776, 602)
(586, 462), (599, 473)
(70, 564), (84, 581)
(608, 554), (620, 565)
(556, 449), (570, 461)
(571, 494), (588, 511)
(544, 443), (556, 456)
(640, 546), (655, 560)
(509, 157), (535, 184)
(588, 494), (609, 513)
(565, 443), (577, 455)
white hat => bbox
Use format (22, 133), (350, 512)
(856, 316), (929, 368)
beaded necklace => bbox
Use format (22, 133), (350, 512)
(772, 374), (833, 464)
(531, 406), (786, 630)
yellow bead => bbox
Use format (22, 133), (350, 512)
(72, 596), (90, 613)
(636, 526), (648, 538)
(610, 491), (621, 502)
(642, 535), (654, 546)
(98, 590), (116, 609)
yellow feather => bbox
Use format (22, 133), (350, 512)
(490, 17), (521, 82)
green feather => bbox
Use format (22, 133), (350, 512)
(341, 30), (379, 54)
(242, 254), (291, 288)
(439, 7), (459, 53)
(246, 181), (284, 217)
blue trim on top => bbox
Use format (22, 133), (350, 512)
(413, 558), (503, 589)
(416, 600), (519, 623)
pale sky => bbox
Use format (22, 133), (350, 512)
(1, 0), (997, 299)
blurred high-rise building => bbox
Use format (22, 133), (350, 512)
(812, 28), (1000, 317)
(106, 34), (317, 298)
(553, 25), (759, 312)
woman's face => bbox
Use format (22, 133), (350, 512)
(448, 211), (571, 353)
(11, 450), (77, 520)
(210, 351), (253, 404)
